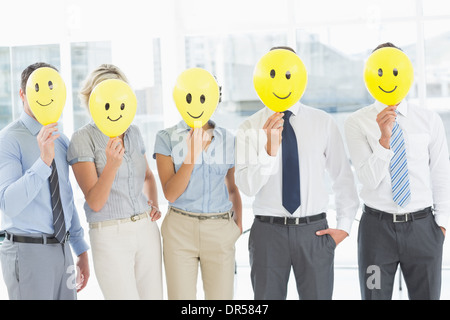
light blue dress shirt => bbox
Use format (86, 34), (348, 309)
(0, 112), (89, 256)
(153, 121), (235, 213)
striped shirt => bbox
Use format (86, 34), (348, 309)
(67, 122), (150, 223)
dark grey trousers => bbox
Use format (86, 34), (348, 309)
(249, 217), (335, 300)
(0, 236), (77, 300)
(358, 207), (444, 300)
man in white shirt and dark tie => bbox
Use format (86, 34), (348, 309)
(236, 46), (360, 300)
(345, 42), (450, 299)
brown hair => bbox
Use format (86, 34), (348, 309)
(270, 46), (296, 54)
(372, 42), (402, 53)
(20, 62), (58, 92)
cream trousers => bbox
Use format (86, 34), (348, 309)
(161, 207), (241, 300)
(89, 213), (163, 300)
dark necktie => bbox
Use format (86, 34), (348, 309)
(49, 159), (66, 243)
(282, 110), (301, 214)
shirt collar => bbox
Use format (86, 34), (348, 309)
(20, 111), (42, 136)
(287, 103), (300, 116)
(374, 100), (408, 117)
(175, 120), (222, 137)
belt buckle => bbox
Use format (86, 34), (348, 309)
(131, 214), (140, 222)
(393, 213), (407, 223)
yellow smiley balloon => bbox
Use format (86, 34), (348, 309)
(364, 47), (414, 106)
(173, 68), (220, 128)
(89, 79), (137, 137)
(26, 67), (67, 125)
(253, 49), (307, 112)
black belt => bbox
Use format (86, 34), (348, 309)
(4, 231), (70, 244)
(255, 212), (326, 225)
(363, 205), (432, 223)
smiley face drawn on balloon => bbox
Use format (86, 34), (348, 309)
(253, 49), (307, 113)
(89, 79), (137, 137)
(173, 68), (220, 128)
(26, 67), (67, 125)
(364, 47), (414, 106)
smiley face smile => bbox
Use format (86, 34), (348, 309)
(36, 99), (54, 106)
(107, 115), (123, 122)
(273, 92), (292, 100)
(187, 111), (204, 119)
(378, 86), (397, 94)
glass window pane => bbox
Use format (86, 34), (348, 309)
(424, 19), (450, 151)
(71, 41), (112, 130)
(296, 22), (418, 115)
(0, 47), (12, 130)
(294, 0), (416, 24)
(423, 0), (450, 16)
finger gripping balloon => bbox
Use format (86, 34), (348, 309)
(26, 67), (67, 125)
(253, 49), (307, 112)
(364, 47), (414, 106)
(89, 79), (137, 137)
(173, 68), (220, 128)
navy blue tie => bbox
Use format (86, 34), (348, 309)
(282, 111), (301, 214)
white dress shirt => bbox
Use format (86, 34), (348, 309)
(235, 103), (359, 234)
(344, 100), (450, 229)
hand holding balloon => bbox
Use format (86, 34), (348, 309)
(89, 79), (137, 138)
(105, 137), (125, 170)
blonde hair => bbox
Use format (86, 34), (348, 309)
(79, 64), (129, 109)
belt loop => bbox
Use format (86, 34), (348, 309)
(43, 235), (47, 245)
(378, 212), (383, 221)
(410, 212), (415, 221)
(306, 216), (310, 224)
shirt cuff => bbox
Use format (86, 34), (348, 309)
(70, 237), (90, 257)
(256, 130), (280, 174)
(31, 157), (52, 181)
(434, 211), (449, 230)
(336, 216), (355, 235)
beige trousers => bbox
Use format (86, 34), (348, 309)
(161, 207), (241, 300)
(89, 214), (163, 300)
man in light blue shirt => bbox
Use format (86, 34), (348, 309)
(0, 62), (90, 299)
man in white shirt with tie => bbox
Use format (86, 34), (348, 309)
(235, 46), (359, 300)
(345, 42), (450, 300)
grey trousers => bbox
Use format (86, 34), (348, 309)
(0, 236), (77, 300)
(358, 207), (444, 300)
(249, 217), (335, 300)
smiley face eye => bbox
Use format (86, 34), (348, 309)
(48, 81), (53, 90)
(286, 71), (291, 80)
(105, 103), (110, 111)
(393, 68), (398, 76)
(378, 68), (383, 77)
(35, 83), (39, 92)
(120, 103), (125, 110)
(200, 95), (205, 104)
(186, 93), (192, 104)
(270, 69), (276, 78)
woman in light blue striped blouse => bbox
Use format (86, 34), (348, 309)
(67, 64), (162, 300)
(154, 104), (242, 299)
